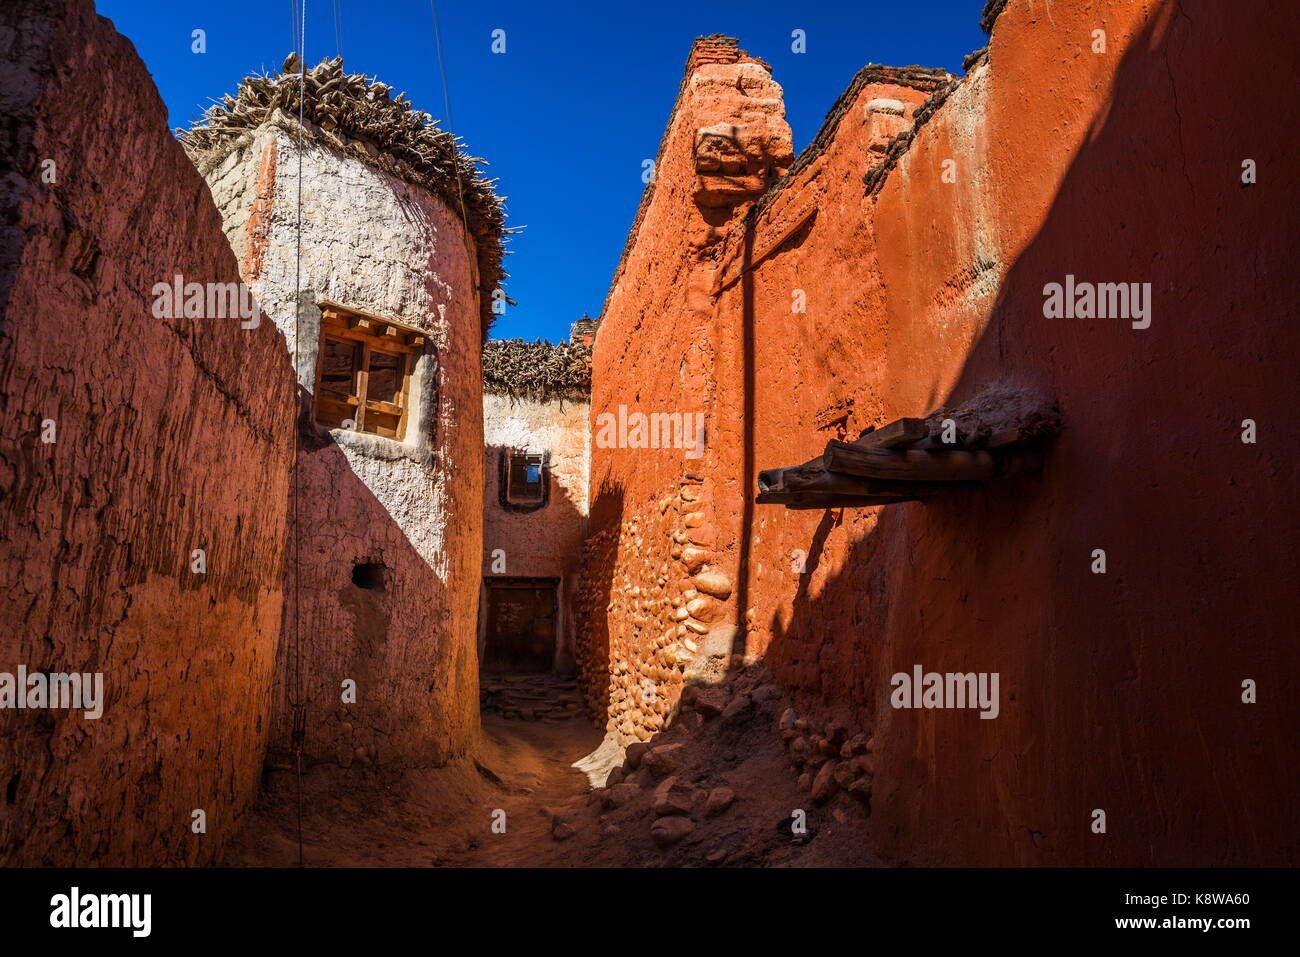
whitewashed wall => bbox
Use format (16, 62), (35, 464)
(199, 120), (485, 767)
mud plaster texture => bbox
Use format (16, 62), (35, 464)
(194, 120), (484, 770)
(575, 39), (789, 750)
(583, 6), (1300, 867)
(482, 393), (590, 672)
(0, 0), (298, 865)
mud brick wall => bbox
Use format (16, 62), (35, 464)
(0, 0), (297, 864)
(583, 2), (1299, 866)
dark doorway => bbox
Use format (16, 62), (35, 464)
(482, 578), (558, 673)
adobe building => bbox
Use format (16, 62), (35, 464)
(580, 12), (1298, 866)
(479, 332), (592, 679)
(182, 57), (506, 769)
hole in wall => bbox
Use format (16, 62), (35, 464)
(352, 561), (387, 591)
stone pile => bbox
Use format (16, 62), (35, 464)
(594, 690), (757, 850)
(777, 707), (875, 811)
(479, 674), (584, 721)
(586, 666), (849, 860)
(554, 664), (885, 864)
(651, 697), (869, 844)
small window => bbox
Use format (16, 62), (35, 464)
(498, 449), (549, 512)
(507, 452), (546, 504)
(313, 306), (424, 440)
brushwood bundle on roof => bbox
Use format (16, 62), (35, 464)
(179, 54), (511, 337)
(483, 338), (592, 403)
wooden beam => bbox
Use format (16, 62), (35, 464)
(769, 464), (918, 497)
(824, 440), (999, 482)
(364, 399), (402, 417)
(783, 496), (921, 510)
(760, 464), (960, 499)
(757, 461), (812, 492)
(758, 453), (824, 493)
(757, 467), (785, 493)
(857, 417), (928, 449)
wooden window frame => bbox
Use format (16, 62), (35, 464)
(499, 449), (550, 512)
(313, 305), (424, 441)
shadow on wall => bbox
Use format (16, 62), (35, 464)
(269, 392), (478, 772)
(760, 1), (1299, 866)
(574, 478), (626, 726)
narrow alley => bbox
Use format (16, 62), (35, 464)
(1, 0), (1295, 894)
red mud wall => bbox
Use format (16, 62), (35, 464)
(584, 3), (1299, 865)
(578, 38), (796, 741)
(0, 0), (298, 864)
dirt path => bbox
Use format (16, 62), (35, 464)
(225, 712), (604, 867)
(226, 668), (881, 868)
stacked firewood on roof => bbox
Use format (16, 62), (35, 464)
(757, 384), (1061, 509)
(482, 337), (592, 404)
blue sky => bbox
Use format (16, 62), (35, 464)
(99, 0), (987, 343)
